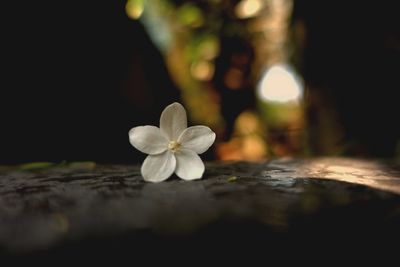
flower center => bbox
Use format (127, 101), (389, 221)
(168, 141), (181, 152)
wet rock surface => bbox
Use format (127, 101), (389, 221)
(1, 158), (400, 260)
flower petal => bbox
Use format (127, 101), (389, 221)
(160, 102), (187, 141)
(178, 126), (216, 154)
(141, 151), (176, 182)
(129, 126), (168, 155)
(175, 149), (205, 180)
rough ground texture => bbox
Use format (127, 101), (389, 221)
(1, 158), (400, 262)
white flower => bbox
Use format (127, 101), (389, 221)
(129, 102), (216, 182)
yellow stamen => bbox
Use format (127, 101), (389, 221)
(168, 141), (181, 152)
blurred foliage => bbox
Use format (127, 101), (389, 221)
(126, 0), (307, 160)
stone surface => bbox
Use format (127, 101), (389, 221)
(1, 158), (400, 260)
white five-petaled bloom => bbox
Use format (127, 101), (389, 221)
(129, 102), (216, 182)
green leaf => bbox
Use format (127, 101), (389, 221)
(68, 161), (96, 170)
(20, 162), (55, 170)
(227, 176), (238, 182)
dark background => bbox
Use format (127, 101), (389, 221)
(1, 0), (399, 164)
